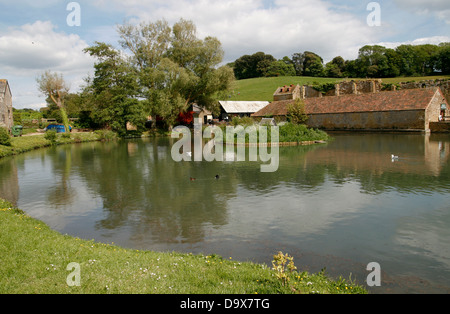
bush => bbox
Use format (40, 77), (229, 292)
(94, 129), (117, 141)
(0, 127), (11, 146)
(44, 130), (57, 144)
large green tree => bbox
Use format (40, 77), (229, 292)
(36, 70), (71, 133)
(232, 52), (276, 80)
(292, 51), (324, 77)
(83, 42), (146, 135)
(117, 19), (235, 129)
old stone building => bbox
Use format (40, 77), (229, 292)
(252, 87), (449, 132)
(0, 79), (13, 132)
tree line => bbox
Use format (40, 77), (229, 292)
(229, 43), (450, 80)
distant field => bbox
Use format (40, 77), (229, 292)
(227, 75), (450, 101)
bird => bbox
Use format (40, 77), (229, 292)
(391, 154), (399, 161)
(215, 175), (220, 179)
(190, 177), (196, 181)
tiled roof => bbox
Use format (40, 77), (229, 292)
(252, 88), (443, 117)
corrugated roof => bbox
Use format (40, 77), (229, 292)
(219, 101), (270, 114)
(252, 88), (444, 117)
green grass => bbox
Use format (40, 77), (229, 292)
(0, 199), (367, 294)
(228, 76), (341, 101)
(228, 75), (450, 101)
(0, 132), (102, 159)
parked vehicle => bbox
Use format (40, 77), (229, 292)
(45, 124), (72, 133)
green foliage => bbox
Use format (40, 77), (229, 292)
(83, 42), (146, 136)
(231, 116), (254, 127)
(272, 252), (297, 286)
(94, 129), (117, 141)
(279, 122), (329, 142)
(287, 98), (308, 125)
(114, 19), (235, 129)
(265, 60), (296, 77)
(0, 127), (11, 146)
(291, 51), (325, 77)
(44, 130), (57, 144)
(233, 52), (276, 80)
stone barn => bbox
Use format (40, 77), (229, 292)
(0, 79), (13, 132)
(252, 87), (449, 132)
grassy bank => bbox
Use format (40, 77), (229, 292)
(0, 199), (366, 294)
(0, 132), (101, 159)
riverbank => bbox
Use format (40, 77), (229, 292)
(0, 198), (366, 294)
(0, 132), (101, 159)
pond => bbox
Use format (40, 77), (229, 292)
(1, 133), (450, 293)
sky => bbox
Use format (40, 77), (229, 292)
(0, 0), (449, 109)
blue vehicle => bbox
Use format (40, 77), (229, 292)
(45, 124), (72, 133)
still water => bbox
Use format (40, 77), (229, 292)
(1, 133), (450, 293)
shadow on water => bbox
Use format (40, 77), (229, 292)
(1, 133), (450, 293)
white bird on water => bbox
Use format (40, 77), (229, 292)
(391, 154), (399, 161)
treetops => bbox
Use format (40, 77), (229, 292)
(229, 43), (450, 80)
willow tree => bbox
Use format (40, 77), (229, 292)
(117, 18), (235, 129)
(36, 70), (71, 133)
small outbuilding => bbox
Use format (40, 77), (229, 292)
(252, 87), (449, 132)
(219, 101), (270, 121)
(0, 79), (13, 133)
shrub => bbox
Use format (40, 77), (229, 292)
(0, 127), (11, 146)
(287, 98), (308, 125)
(44, 130), (57, 144)
(94, 129), (117, 141)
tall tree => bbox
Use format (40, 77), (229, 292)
(36, 70), (71, 133)
(83, 42), (146, 135)
(233, 52), (276, 79)
(117, 19), (234, 128)
(436, 43), (450, 74)
(325, 56), (345, 78)
(292, 51), (324, 77)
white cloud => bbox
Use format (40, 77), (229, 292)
(393, 0), (450, 24)
(0, 20), (94, 108)
(92, 0), (379, 62)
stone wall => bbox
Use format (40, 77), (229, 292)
(0, 80), (13, 132)
(299, 79), (382, 99)
(306, 110), (426, 131)
(430, 122), (450, 133)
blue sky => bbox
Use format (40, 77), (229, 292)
(0, 0), (449, 109)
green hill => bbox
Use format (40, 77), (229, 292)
(226, 75), (450, 102)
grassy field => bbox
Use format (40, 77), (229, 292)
(228, 75), (450, 102)
(0, 198), (367, 294)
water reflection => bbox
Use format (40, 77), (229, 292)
(0, 133), (449, 293)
